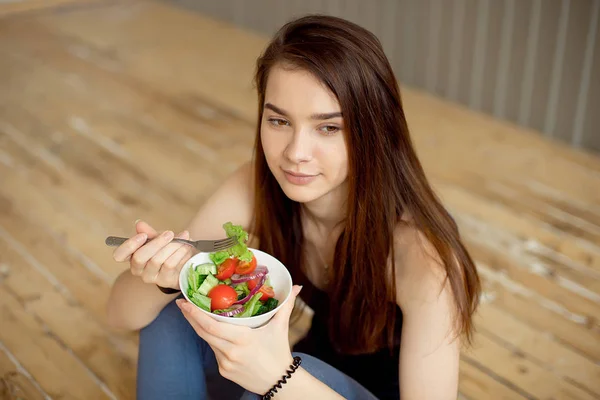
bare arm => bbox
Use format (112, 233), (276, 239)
(394, 227), (461, 400)
(106, 161), (255, 331)
(264, 368), (345, 400)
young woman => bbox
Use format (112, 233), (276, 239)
(107, 15), (480, 400)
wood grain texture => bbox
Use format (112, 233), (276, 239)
(0, 1), (598, 398)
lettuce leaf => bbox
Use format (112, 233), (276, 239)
(223, 222), (249, 243)
(210, 222), (253, 264)
(209, 251), (229, 266)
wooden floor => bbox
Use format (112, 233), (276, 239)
(0, 1), (599, 399)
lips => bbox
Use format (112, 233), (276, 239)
(283, 170), (317, 178)
(281, 168), (319, 185)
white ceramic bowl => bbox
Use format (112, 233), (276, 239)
(179, 248), (293, 328)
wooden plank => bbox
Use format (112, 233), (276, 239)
(458, 358), (530, 400)
(0, 235), (137, 399)
(0, 140), (131, 284)
(0, 178), (112, 324)
(0, 342), (47, 400)
(478, 266), (600, 361)
(0, 286), (112, 399)
(432, 170), (600, 248)
(0, 19), (255, 151)
(476, 303), (600, 395)
(406, 96), (600, 206)
(465, 334), (597, 400)
(34, 1), (265, 123)
(0, 0), (100, 17)
(0, 137), (135, 325)
(467, 239), (600, 325)
(435, 180), (600, 275)
(0, 21), (252, 215)
(469, 177), (600, 248)
(0, 115), (200, 289)
(0, 103), (185, 239)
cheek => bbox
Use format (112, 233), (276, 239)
(316, 141), (348, 180)
(337, 153), (349, 181)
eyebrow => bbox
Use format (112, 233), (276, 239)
(264, 102), (342, 120)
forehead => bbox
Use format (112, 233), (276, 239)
(264, 65), (341, 115)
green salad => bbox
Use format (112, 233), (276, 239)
(186, 222), (278, 317)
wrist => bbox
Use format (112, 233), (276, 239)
(156, 284), (180, 294)
(262, 355), (302, 399)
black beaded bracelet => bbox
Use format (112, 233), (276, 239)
(262, 356), (302, 400)
(157, 285), (181, 294)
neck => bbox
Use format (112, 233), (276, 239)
(300, 182), (348, 238)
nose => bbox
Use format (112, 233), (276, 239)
(283, 129), (313, 164)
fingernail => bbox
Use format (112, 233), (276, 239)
(163, 231), (174, 240)
(136, 233), (147, 242)
(134, 219), (141, 225)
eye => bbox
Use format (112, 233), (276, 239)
(267, 118), (290, 127)
(319, 125), (340, 135)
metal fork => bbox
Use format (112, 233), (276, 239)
(105, 236), (238, 252)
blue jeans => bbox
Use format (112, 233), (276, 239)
(136, 297), (379, 399)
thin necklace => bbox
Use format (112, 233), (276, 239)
(314, 245), (330, 285)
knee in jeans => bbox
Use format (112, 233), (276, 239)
(291, 352), (320, 368)
(143, 295), (186, 331)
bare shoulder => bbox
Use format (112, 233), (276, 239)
(186, 161), (255, 240)
(391, 218), (452, 310)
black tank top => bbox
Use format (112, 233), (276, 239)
(291, 267), (403, 400)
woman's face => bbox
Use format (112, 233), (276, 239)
(260, 65), (348, 204)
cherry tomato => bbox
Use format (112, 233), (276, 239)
(215, 258), (237, 280)
(235, 255), (257, 275)
(208, 285), (237, 311)
(247, 278), (275, 301)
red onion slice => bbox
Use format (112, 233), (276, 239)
(233, 274), (266, 305)
(214, 304), (243, 317)
(230, 266), (269, 284)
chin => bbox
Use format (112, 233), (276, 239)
(280, 186), (322, 203)
(273, 174), (322, 203)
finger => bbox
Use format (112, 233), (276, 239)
(113, 233), (148, 262)
(135, 219), (159, 239)
(271, 285), (303, 327)
(131, 230), (174, 276)
(176, 299), (249, 344)
(161, 231), (193, 279)
(142, 230), (189, 283)
(162, 230), (191, 269)
(176, 299), (241, 348)
(143, 231), (189, 283)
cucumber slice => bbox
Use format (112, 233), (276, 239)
(187, 270), (200, 292)
(198, 274), (220, 296)
(195, 263), (217, 275)
(191, 292), (211, 312)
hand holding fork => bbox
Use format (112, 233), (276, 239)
(106, 220), (235, 292)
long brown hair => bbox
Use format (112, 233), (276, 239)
(251, 15), (480, 354)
